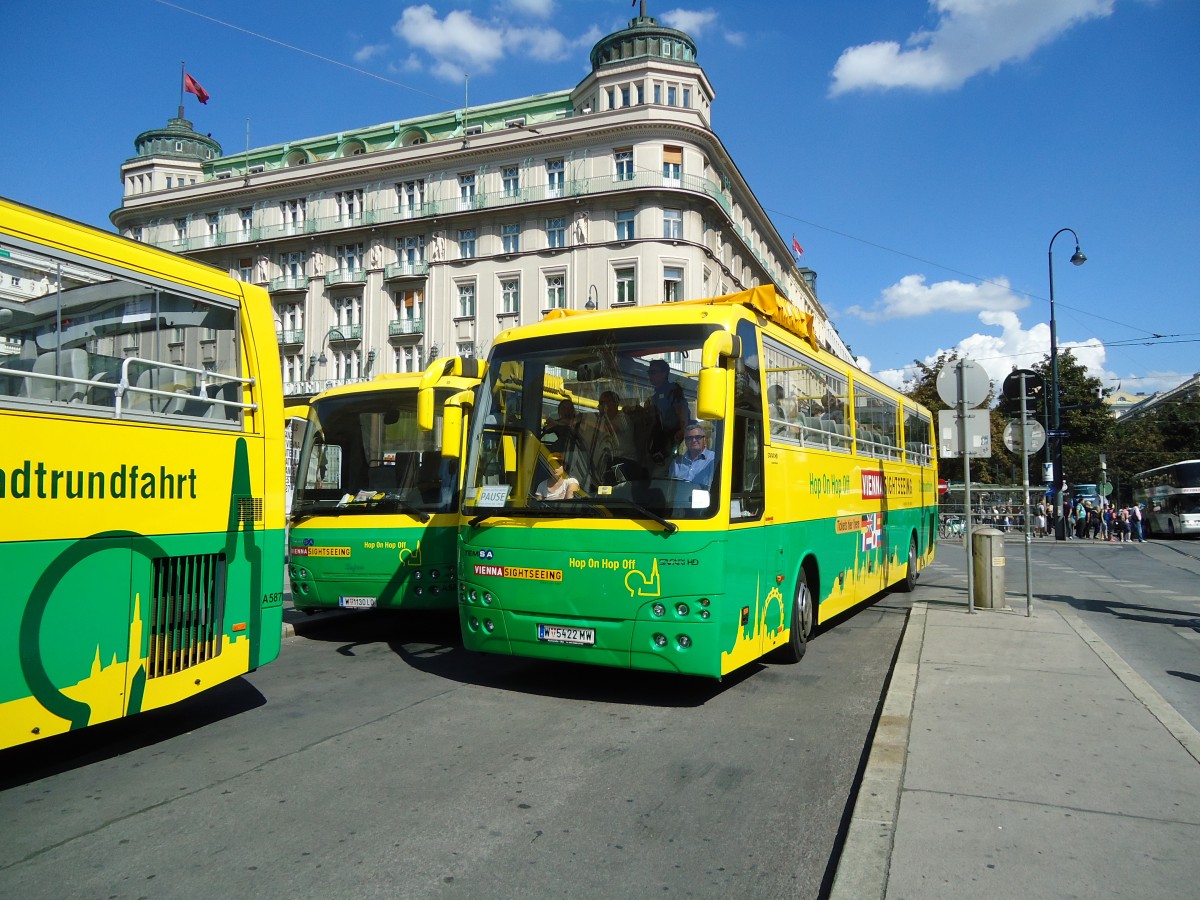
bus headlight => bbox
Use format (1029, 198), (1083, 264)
(652, 603), (666, 617)
(677, 634), (692, 649)
(483, 619), (495, 633)
(482, 592), (493, 605)
(468, 589), (478, 603)
(431, 569), (441, 580)
(675, 602), (690, 617)
(468, 615), (480, 631)
(653, 633), (667, 648)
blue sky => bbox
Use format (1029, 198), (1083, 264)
(3, 0), (1197, 396)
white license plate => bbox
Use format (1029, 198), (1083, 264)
(537, 624), (595, 646)
(339, 596), (377, 609)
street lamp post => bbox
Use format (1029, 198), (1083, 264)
(1048, 227), (1087, 540)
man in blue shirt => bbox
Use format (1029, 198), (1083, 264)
(670, 422), (715, 488)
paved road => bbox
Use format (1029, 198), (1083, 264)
(1, 593), (911, 900)
(1023, 537), (1200, 731)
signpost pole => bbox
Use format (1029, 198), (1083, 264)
(1020, 372), (1033, 617)
(959, 361), (975, 615)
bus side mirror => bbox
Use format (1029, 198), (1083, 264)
(417, 356), (488, 431)
(696, 331), (740, 421)
(440, 389), (475, 459)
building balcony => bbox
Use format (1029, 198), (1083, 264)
(326, 325), (362, 342)
(276, 328), (305, 347)
(268, 275), (309, 293)
(324, 268), (367, 287)
(384, 262), (429, 280)
(388, 318), (425, 339)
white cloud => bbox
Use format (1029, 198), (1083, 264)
(829, 0), (1116, 96)
(876, 308), (1118, 395)
(725, 31), (747, 47)
(847, 273), (1027, 320)
(392, 4), (580, 81)
(394, 5), (507, 75)
(354, 44), (389, 64)
(661, 8), (718, 36)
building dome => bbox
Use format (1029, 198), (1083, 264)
(588, 2), (698, 71)
(126, 116), (221, 165)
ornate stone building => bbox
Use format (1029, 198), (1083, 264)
(111, 8), (849, 398)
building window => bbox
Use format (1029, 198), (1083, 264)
(653, 83), (662, 104)
(282, 353), (305, 385)
(501, 223), (521, 254)
(502, 165), (520, 197)
(621, 85), (631, 108)
(459, 229), (477, 259)
(457, 342), (476, 359)
(205, 213), (219, 237)
(546, 217), (566, 249)
(166, 177), (173, 190)
(336, 189), (363, 224)
(614, 148), (634, 182)
(682, 88), (691, 108)
(174, 218), (187, 242)
(636, 84), (645, 105)
(546, 158), (565, 197)
(615, 267), (636, 305)
(459, 173), (476, 210)
(396, 235), (425, 272)
(335, 243), (363, 273)
(281, 198), (306, 231)
(663, 208), (682, 240)
(239, 207), (252, 233)
(544, 274), (565, 310)
(501, 278), (520, 314)
(663, 266), (684, 302)
(457, 282), (476, 318)
(330, 296), (361, 330)
(397, 346), (420, 373)
(667, 86), (678, 106)
(132, 226), (144, 243)
(616, 209), (636, 241)
(397, 180), (424, 217)
(396, 288), (423, 322)
(663, 146), (682, 185)
(279, 251), (305, 283)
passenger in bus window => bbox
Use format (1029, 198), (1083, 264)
(670, 422), (715, 488)
(645, 359), (689, 466)
(534, 453), (578, 501)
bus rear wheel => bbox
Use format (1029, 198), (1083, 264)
(897, 536), (919, 593)
(778, 576), (813, 663)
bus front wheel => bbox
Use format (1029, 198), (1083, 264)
(778, 576), (813, 663)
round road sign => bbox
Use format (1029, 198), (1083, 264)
(936, 359), (991, 409)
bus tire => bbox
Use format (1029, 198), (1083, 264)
(778, 575), (813, 664)
(897, 535), (919, 593)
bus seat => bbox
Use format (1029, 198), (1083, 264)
(127, 368), (159, 412)
(0, 356), (36, 397)
(25, 349), (89, 402)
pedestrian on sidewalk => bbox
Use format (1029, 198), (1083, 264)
(1131, 502), (1146, 542)
(1104, 504), (1115, 541)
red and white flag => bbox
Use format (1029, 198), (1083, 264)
(791, 235), (804, 258)
(184, 72), (210, 105)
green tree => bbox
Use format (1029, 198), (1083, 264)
(1031, 349), (1115, 491)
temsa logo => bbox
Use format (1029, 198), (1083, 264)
(861, 470), (884, 499)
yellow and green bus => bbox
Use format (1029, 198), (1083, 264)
(431, 286), (937, 678)
(0, 197), (285, 749)
(288, 361), (482, 612)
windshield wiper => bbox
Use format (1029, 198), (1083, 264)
(576, 498), (678, 534)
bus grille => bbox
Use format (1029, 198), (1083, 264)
(148, 554), (227, 678)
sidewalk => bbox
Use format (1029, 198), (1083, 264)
(832, 564), (1200, 899)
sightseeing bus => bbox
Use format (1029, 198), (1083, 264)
(1131, 460), (1200, 537)
(424, 285), (938, 678)
(287, 361), (483, 612)
(0, 197), (285, 750)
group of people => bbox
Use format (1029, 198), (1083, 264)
(534, 361), (715, 500)
(1054, 498), (1147, 542)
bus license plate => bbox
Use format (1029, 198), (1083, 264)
(537, 624), (595, 646)
(339, 596), (376, 609)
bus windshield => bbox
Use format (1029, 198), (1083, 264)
(464, 323), (725, 522)
(294, 386), (459, 517)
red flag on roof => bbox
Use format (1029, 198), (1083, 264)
(791, 235), (804, 258)
(184, 72), (210, 105)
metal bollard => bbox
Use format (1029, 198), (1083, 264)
(971, 527), (1006, 609)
